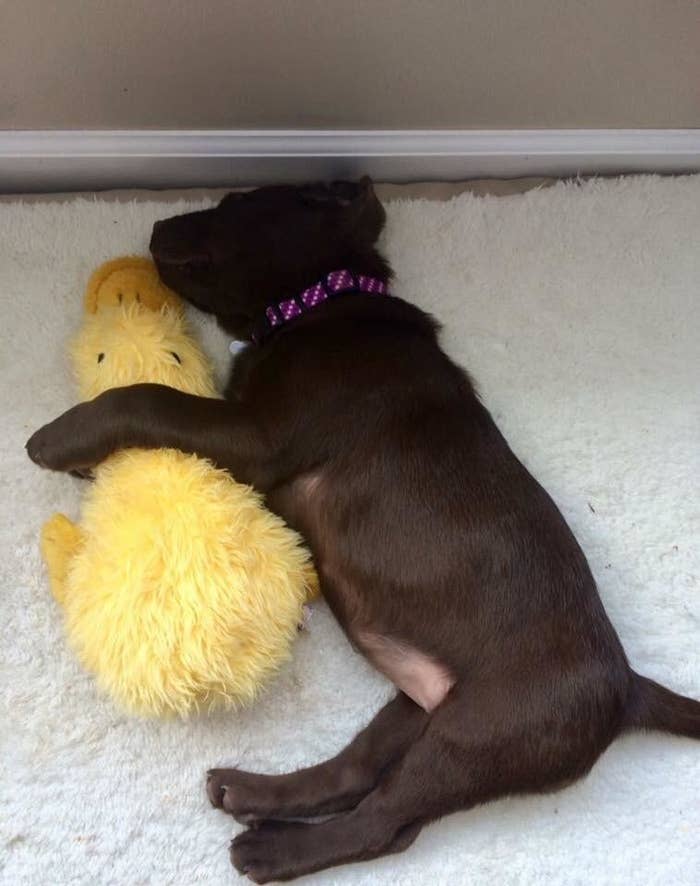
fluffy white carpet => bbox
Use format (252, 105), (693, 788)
(1, 176), (699, 886)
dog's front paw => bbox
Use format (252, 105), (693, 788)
(26, 424), (53, 469)
(26, 402), (104, 473)
(27, 414), (80, 472)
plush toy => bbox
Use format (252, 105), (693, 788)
(41, 256), (317, 716)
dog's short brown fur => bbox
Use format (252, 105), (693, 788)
(27, 179), (700, 883)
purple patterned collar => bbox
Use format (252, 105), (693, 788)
(251, 269), (390, 345)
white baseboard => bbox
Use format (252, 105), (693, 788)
(1, 129), (698, 192)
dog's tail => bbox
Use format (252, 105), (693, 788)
(624, 672), (700, 739)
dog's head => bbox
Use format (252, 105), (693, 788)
(149, 177), (387, 338)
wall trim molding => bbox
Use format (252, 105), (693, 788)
(1, 129), (698, 192)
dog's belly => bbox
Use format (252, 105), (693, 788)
(269, 472), (456, 711)
(356, 630), (456, 712)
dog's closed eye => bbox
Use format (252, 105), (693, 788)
(170, 351), (182, 364)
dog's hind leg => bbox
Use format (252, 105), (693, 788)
(230, 684), (610, 883)
(207, 692), (428, 822)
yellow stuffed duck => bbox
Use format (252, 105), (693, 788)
(41, 257), (317, 716)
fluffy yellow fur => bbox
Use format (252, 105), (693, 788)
(41, 257), (317, 716)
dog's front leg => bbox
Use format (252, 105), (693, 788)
(26, 383), (270, 486)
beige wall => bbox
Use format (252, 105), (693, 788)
(1, 0), (698, 130)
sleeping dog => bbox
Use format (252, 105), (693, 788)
(27, 178), (700, 882)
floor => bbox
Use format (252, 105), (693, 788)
(1, 175), (698, 885)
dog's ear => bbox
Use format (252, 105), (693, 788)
(300, 177), (375, 210)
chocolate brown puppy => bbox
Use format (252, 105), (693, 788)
(27, 179), (700, 883)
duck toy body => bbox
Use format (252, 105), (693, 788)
(41, 257), (317, 716)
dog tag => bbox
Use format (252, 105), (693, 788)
(229, 340), (249, 357)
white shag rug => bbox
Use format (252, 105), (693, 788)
(1, 176), (699, 886)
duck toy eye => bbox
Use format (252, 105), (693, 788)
(97, 353), (105, 363)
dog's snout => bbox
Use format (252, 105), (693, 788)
(149, 219), (167, 258)
(150, 209), (214, 265)
(149, 219), (181, 262)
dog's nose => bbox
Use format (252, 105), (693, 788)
(150, 224), (190, 265)
(149, 220), (167, 257)
(150, 209), (213, 263)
